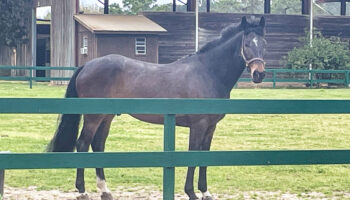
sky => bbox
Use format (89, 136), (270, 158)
(37, 0), (172, 18)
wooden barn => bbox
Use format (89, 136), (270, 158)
(74, 15), (167, 66)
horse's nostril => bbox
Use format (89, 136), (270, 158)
(260, 72), (265, 79)
(252, 71), (265, 83)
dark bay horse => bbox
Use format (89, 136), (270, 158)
(47, 16), (266, 200)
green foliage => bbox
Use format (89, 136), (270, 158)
(211, 0), (264, 13)
(109, 0), (172, 15)
(271, 0), (300, 15)
(0, 0), (31, 48)
(109, 3), (124, 14)
(123, 0), (156, 15)
(285, 31), (350, 70)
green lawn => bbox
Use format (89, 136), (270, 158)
(1, 81), (350, 197)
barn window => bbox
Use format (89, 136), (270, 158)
(83, 36), (88, 48)
(135, 38), (146, 55)
(80, 36), (88, 55)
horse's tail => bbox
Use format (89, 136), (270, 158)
(47, 66), (84, 152)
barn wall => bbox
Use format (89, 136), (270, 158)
(77, 24), (97, 67)
(96, 34), (159, 63)
(51, 0), (76, 84)
(314, 16), (350, 39)
(143, 12), (196, 64)
(144, 12), (350, 68)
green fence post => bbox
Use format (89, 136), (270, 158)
(309, 70), (313, 89)
(0, 169), (4, 198)
(29, 67), (33, 89)
(163, 114), (176, 200)
(345, 71), (350, 88)
(273, 70), (276, 88)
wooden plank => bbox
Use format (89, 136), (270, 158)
(1, 98), (350, 114)
(163, 114), (176, 200)
(1, 150), (350, 169)
(51, 0), (76, 84)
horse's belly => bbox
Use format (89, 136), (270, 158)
(130, 114), (190, 127)
(129, 114), (225, 127)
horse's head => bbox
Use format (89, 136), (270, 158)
(240, 16), (266, 83)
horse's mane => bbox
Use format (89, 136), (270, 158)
(198, 22), (242, 54)
(197, 17), (265, 54)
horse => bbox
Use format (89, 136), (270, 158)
(47, 16), (267, 200)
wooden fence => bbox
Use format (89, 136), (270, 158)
(1, 98), (350, 199)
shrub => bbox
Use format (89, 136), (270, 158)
(284, 31), (350, 70)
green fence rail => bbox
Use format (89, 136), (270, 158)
(1, 98), (350, 199)
(1, 66), (350, 89)
(0, 66), (77, 89)
(239, 68), (350, 88)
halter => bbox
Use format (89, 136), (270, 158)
(240, 34), (266, 67)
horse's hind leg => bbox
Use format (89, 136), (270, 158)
(76, 114), (105, 200)
(185, 124), (208, 200)
(198, 125), (216, 200)
(91, 115), (115, 200)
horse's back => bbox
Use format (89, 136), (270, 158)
(76, 54), (184, 98)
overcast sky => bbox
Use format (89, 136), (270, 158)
(37, 0), (172, 18)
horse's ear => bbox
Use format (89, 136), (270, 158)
(241, 16), (248, 30)
(259, 16), (265, 27)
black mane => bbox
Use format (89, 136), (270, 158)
(198, 17), (265, 54)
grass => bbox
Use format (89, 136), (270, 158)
(1, 81), (350, 197)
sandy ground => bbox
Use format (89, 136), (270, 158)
(3, 186), (350, 200)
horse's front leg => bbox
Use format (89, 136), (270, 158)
(76, 115), (104, 200)
(92, 116), (114, 200)
(198, 125), (216, 200)
(185, 124), (208, 200)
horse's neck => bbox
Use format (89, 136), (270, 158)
(199, 33), (245, 94)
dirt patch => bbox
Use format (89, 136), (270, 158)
(3, 186), (350, 200)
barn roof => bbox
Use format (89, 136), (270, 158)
(74, 14), (167, 34)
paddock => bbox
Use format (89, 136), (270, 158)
(1, 82), (350, 200)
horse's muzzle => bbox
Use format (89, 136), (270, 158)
(248, 61), (265, 83)
(252, 70), (265, 83)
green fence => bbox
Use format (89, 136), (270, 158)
(239, 68), (350, 88)
(1, 66), (350, 88)
(0, 66), (77, 88)
(1, 98), (350, 199)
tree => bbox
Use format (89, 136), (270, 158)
(80, 3), (103, 14)
(0, 0), (31, 48)
(271, 0), (300, 15)
(123, 0), (157, 15)
(109, 3), (124, 14)
(109, 0), (173, 15)
(211, 0), (264, 13)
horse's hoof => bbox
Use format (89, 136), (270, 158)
(101, 192), (114, 200)
(77, 193), (90, 200)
